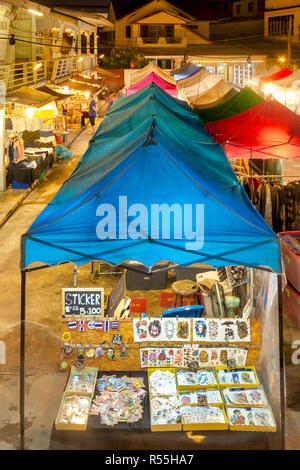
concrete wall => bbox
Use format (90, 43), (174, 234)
(210, 18), (264, 40)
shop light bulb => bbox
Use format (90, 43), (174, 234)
(99, 54), (104, 59)
(34, 62), (42, 70)
(77, 57), (83, 63)
(28, 9), (44, 17)
(279, 57), (286, 63)
(25, 107), (36, 119)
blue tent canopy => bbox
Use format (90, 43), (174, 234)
(170, 63), (200, 81)
(21, 86), (282, 273)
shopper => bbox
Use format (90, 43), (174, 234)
(88, 95), (97, 134)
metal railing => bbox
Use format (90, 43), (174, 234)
(0, 61), (48, 92)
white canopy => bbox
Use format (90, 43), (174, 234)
(177, 68), (222, 102)
(191, 80), (236, 106)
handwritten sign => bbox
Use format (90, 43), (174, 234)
(62, 288), (104, 317)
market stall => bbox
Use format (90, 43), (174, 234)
(206, 99), (300, 159)
(130, 62), (176, 86)
(127, 72), (178, 96)
(50, 80), (102, 128)
(170, 63), (199, 81)
(19, 83), (285, 450)
(196, 88), (263, 123)
(177, 68), (225, 104)
(5, 86), (57, 188)
(191, 80), (237, 108)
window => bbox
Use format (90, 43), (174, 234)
(140, 24), (174, 43)
(81, 34), (87, 54)
(268, 15), (294, 36)
(248, 2), (254, 13)
(126, 25), (131, 38)
(236, 5), (241, 15)
(157, 59), (172, 69)
(90, 32), (95, 54)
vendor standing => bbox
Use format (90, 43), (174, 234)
(88, 95), (97, 134)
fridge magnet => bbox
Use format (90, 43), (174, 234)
(119, 345), (128, 359)
(107, 346), (116, 360)
(85, 347), (95, 358)
(95, 346), (105, 358)
(112, 334), (123, 346)
(236, 320), (250, 341)
(63, 344), (74, 356)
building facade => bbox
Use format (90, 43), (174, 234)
(107, 0), (266, 87)
(265, 0), (300, 42)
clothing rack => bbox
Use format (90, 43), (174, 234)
(235, 171), (300, 179)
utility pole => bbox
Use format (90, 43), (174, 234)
(287, 16), (293, 69)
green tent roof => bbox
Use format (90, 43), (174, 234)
(195, 87), (264, 123)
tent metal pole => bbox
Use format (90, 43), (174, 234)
(20, 269), (26, 450)
(278, 274), (286, 450)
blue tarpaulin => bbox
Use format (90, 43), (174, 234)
(21, 83), (282, 272)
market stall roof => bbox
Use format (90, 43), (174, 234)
(196, 88), (264, 123)
(170, 62), (200, 81)
(92, 66), (120, 78)
(109, 82), (200, 129)
(268, 68), (300, 88)
(71, 75), (104, 86)
(177, 68), (222, 103)
(206, 99), (300, 159)
(260, 67), (293, 84)
(36, 85), (73, 99)
(191, 80), (236, 107)
(21, 88), (281, 273)
(61, 80), (102, 95)
(96, 84), (206, 137)
(6, 86), (56, 108)
(254, 65), (281, 81)
(130, 62), (176, 85)
(127, 72), (178, 96)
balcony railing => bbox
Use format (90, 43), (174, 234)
(0, 61), (47, 93)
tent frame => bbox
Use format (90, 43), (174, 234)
(20, 262), (286, 450)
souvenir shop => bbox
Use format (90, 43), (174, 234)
(5, 86), (57, 189)
(19, 82), (286, 450)
(51, 79), (102, 128)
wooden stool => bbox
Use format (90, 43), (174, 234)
(171, 279), (200, 308)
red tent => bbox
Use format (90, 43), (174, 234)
(260, 67), (293, 83)
(206, 100), (300, 159)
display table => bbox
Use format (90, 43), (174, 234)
(49, 424), (281, 450)
(49, 370), (282, 450)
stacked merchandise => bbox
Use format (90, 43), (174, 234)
(55, 367), (98, 430)
(147, 367), (276, 432)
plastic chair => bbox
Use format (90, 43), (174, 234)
(162, 305), (205, 318)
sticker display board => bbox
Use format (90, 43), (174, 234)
(62, 288), (104, 318)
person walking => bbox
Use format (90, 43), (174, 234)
(88, 95), (97, 134)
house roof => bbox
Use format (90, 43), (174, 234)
(111, 0), (224, 21)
